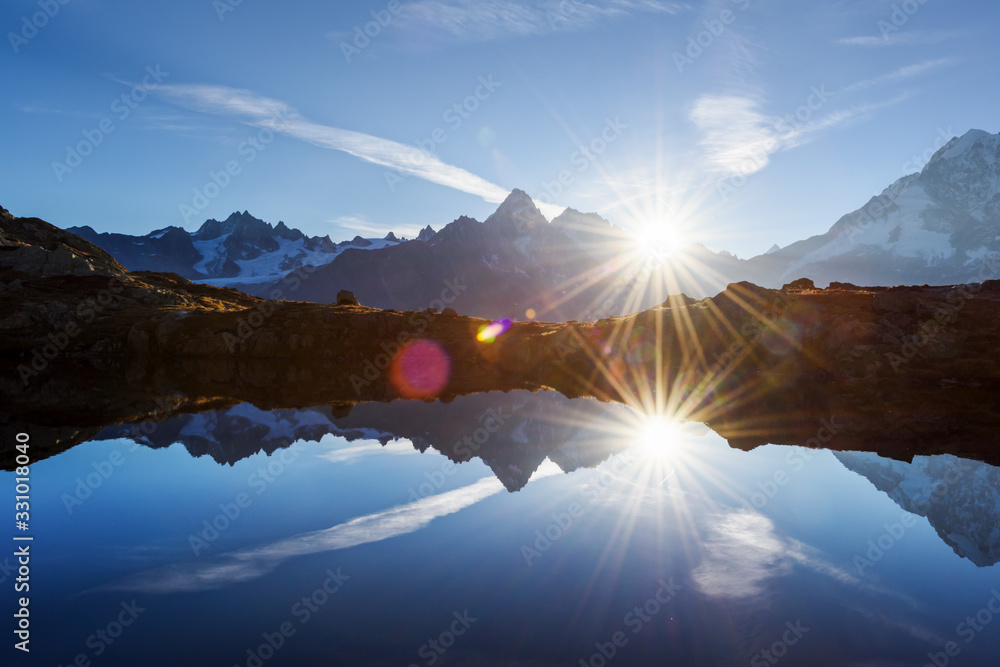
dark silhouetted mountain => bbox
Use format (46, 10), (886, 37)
(259, 189), (644, 321)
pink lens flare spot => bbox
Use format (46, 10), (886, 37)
(476, 318), (512, 343)
(390, 340), (451, 399)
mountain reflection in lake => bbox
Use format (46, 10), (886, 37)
(4, 390), (1000, 666)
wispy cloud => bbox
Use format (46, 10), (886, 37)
(320, 438), (420, 464)
(692, 510), (926, 605)
(692, 510), (792, 599)
(395, 0), (688, 42)
(841, 58), (957, 93)
(837, 30), (959, 47)
(158, 83), (512, 206)
(690, 95), (780, 175)
(690, 92), (908, 175)
(331, 215), (429, 240)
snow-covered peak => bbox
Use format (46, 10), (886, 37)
(935, 129), (996, 162)
(764, 244), (781, 255)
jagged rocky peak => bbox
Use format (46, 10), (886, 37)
(417, 225), (435, 242)
(485, 189), (548, 234)
(194, 210), (267, 240)
(274, 220), (304, 242)
(920, 128), (1000, 215)
(926, 129), (998, 166)
(384, 231), (399, 243)
(551, 207), (611, 229)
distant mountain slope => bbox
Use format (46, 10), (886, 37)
(745, 128), (1000, 286)
(68, 210), (410, 289)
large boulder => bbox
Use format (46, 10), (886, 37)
(336, 290), (360, 306)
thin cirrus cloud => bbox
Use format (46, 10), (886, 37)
(157, 83), (512, 207)
(394, 0), (688, 42)
(837, 30), (959, 47)
(839, 57), (957, 93)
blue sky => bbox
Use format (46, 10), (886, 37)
(2, 0), (998, 257)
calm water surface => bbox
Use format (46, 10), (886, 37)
(3, 390), (999, 666)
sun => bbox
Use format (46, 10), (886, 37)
(633, 415), (683, 461)
(634, 222), (681, 261)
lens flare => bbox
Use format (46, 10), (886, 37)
(389, 340), (450, 399)
(476, 318), (512, 343)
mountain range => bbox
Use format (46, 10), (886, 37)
(85, 391), (635, 492)
(68, 128), (1000, 320)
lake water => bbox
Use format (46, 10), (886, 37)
(3, 390), (999, 666)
